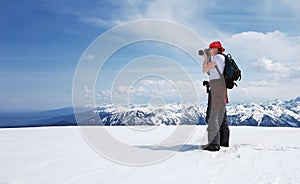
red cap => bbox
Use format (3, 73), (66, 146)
(209, 41), (225, 52)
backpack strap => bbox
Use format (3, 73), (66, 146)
(215, 65), (222, 76)
(215, 53), (225, 77)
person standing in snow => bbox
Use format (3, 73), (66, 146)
(201, 41), (230, 151)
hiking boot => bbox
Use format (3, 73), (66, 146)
(201, 144), (220, 152)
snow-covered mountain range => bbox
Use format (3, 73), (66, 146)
(227, 97), (300, 127)
(1, 97), (300, 128)
(95, 97), (300, 127)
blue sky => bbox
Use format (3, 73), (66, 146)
(1, 0), (300, 111)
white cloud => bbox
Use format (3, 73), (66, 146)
(83, 86), (93, 99)
(231, 80), (300, 103)
(248, 81), (274, 87)
(83, 53), (94, 61)
(77, 0), (223, 40)
(80, 16), (107, 27)
(223, 31), (300, 62)
(117, 79), (179, 97)
(217, 31), (300, 101)
(222, 30), (300, 82)
(95, 90), (112, 101)
(97, 90), (111, 96)
(116, 85), (134, 94)
(254, 57), (290, 79)
(79, 16), (121, 28)
(109, 79), (202, 104)
(129, 0), (198, 22)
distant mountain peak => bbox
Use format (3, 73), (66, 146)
(288, 96), (300, 103)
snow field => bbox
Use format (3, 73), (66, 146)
(0, 126), (300, 184)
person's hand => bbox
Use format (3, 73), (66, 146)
(203, 50), (208, 60)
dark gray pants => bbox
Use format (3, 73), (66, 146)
(206, 79), (229, 146)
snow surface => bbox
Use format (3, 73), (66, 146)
(1, 126), (300, 184)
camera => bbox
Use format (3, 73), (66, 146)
(198, 48), (211, 56)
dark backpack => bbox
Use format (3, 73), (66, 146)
(216, 53), (242, 89)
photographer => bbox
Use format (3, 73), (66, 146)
(200, 41), (229, 151)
